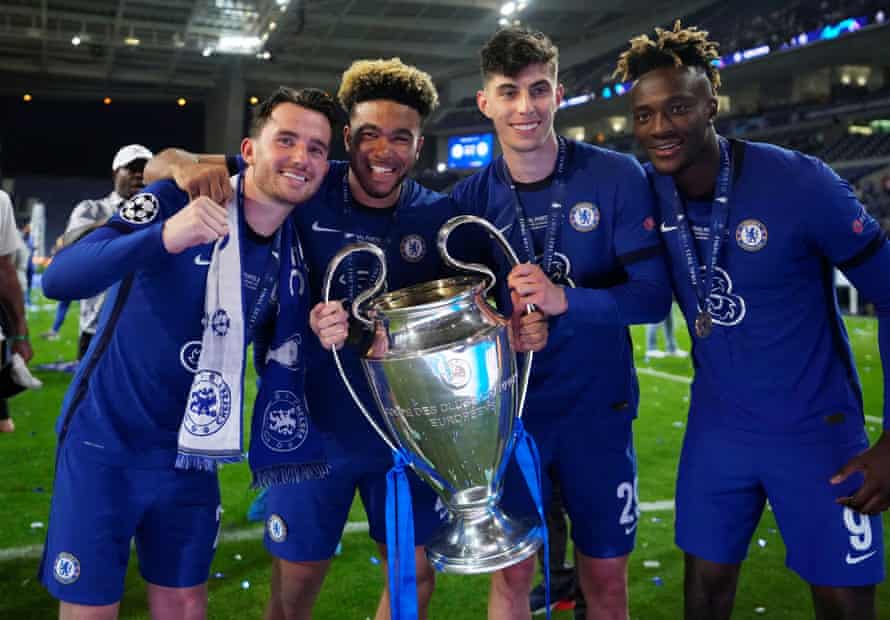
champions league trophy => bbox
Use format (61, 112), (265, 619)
(322, 215), (543, 574)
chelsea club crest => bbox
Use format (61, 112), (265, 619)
(267, 513), (288, 543)
(53, 552), (81, 584)
(735, 219), (768, 252)
(185, 370), (232, 436)
(400, 234), (426, 263)
(261, 390), (309, 452)
(569, 202), (599, 232)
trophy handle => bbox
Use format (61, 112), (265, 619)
(321, 242), (399, 453)
(437, 214), (534, 420)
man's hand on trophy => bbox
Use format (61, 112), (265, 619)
(310, 301), (349, 351)
(174, 161), (234, 204)
(507, 263), (567, 316)
(161, 196), (229, 254)
(510, 289), (549, 352)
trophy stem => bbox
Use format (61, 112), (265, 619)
(425, 504), (544, 575)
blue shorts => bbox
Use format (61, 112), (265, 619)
(676, 427), (885, 586)
(263, 450), (446, 561)
(500, 412), (638, 559)
(40, 443), (221, 605)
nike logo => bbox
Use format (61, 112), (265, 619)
(312, 221), (341, 234)
(660, 223), (678, 233)
(194, 255), (211, 266)
(624, 522), (638, 535)
(845, 550), (877, 565)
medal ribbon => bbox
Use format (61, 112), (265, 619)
(502, 136), (568, 279)
(671, 137), (733, 325)
(340, 171), (404, 301)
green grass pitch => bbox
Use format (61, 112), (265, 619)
(0, 300), (887, 618)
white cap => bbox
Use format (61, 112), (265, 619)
(111, 144), (153, 171)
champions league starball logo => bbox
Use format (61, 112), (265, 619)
(261, 390), (309, 452)
(53, 552), (81, 584)
(119, 193), (159, 225)
(185, 371), (232, 436)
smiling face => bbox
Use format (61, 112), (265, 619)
(630, 65), (717, 178)
(344, 99), (424, 207)
(242, 101), (331, 208)
(477, 62), (563, 158)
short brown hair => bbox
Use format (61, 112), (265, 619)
(249, 86), (341, 138)
(338, 58), (439, 122)
(613, 20), (721, 91)
(480, 27), (558, 81)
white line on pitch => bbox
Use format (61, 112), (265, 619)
(637, 367), (883, 425)
(0, 502), (679, 563)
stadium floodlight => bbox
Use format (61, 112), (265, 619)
(71, 35), (81, 46)
(500, 2), (516, 16)
(216, 35), (262, 54)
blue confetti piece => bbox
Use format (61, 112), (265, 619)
(335, 542), (343, 556)
(214, 572), (225, 579)
(240, 580), (250, 590)
(651, 576), (664, 587)
(370, 555), (380, 565)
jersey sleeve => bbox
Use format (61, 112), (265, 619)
(43, 181), (183, 300)
(0, 192), (21, 256)
(805, 159), (890, 429)
(563, 157), (672, 326)
(804, 159), (884, 267)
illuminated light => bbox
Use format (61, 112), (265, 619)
(601, 87), (612, 99)
(103, 97), (112, 105)
(841, 74), (851, 85)
(177, 97), (187, 107)
(436, 163), (446, 173)
(276, 0), (289, 5)
(877, 10), (886, 23)
(733, 51), (742, 63)
(517, 1), (527, 9)
(856, 75), (867, 86)
(797, 33), (808, 45)
(124, 36), (140, 46)
(741, 45), (770, 60)
(498, 17), (509, 26)
(500, 2), (516, 16)
(262, 32), (269, 41)
(71, 35), (81, 46)
(615, 83), (625, 95)
(256, 51), (271, 60)
(280, 4), (286, 11)
(23, 93), (32, 102)
(249, 96), (259, 105)
(202, 47), (213, 57)
(217, 35), (261, 54)
(564, 94), (591, 107)
(268, 21), (277, 30)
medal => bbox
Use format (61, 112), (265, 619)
(694, 311), (713, 338)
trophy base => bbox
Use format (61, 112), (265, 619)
(425, 506), (544, 574)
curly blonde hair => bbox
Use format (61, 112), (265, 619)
(613, 20), (721, 91)
(338, 58), (439, 122)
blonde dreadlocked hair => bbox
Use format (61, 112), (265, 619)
(613, 20), (721, 91)
(338, 58), (439, 123)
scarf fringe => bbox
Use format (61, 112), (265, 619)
(251, 463), (332, 489)
(175, 453), (243, 472)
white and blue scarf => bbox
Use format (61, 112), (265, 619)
(176, 173), (328, 486)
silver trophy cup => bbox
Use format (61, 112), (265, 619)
(321, 215), (543, 574)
